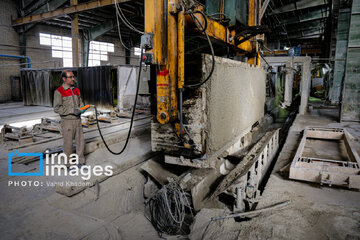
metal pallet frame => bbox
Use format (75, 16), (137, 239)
(289, 127), (360, 189)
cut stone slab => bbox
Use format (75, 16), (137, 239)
(152, 54), (266, 164)
(141, 158), (179, 185)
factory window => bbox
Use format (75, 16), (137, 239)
(88, 41), (115, 67)
(39, 33), (73, 67)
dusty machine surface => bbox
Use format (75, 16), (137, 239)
(289, 127), (360, 189)
(141, 0), (277, 233)
(152, 54), (266, 163)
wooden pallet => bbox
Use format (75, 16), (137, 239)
(289, 127), (360, 189)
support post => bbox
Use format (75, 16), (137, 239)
(167, 0), (178, 122)
(177, 8), (185, 89)
(19, 29), (27, 67)
(125, 48), (131, 64)
(299, 57), (311, 114)
(284, 58), (294, 106)
(247, 0), (258, 65)
(83, 38), (89, 67)
(71, 0), (79, 67)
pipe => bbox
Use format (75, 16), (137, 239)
(0, 54), (31, 68)
(179, 89), (183, 137)
(177, 8), (185, 89)
(178, 8), (185, 137)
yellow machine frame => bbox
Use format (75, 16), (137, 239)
(145, 0), (260, 125)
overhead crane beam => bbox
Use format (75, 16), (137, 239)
(12, 0), (131, 26)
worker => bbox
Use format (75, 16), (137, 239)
(54, 70), (88, 167)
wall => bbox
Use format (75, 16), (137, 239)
(329, 9), (351, 103)
(0, 0), (20, 102)
(340, 0), (360, 122)
(26, 25), (69, 69)
(26, 25), (140, 69)
(96, 35), (140, 66)
(0, 6), (140, 101)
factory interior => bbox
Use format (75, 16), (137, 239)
(0, 0), (359, 239)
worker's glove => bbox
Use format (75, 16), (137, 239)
(74, 107), (86, 116)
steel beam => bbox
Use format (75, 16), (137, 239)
(47, 18), (93, 28)
(23, 0), (49, 16)
(277, 8), (329, 26)
(263, 48), (322, 55)
(285, 21), (325, 33)
(273, 18), (325, 30)
(83, 19), (117, 67)
(281, 28), (324, 39)
(185, 12), (253, 53)
(91, 20), (117, 40)
(269, 0), (329, 15)
(297, 34), (322, 39)
(260, 0), (271, 20)
(12, 0), (131, 26)
(18, 0), (68, 33)
(25, 0), (68, 17)
(22, 0), (39, 10)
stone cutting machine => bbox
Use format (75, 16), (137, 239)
(141, 0), (268, 159)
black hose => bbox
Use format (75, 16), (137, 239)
(94, 47), (144, 155)
(184, 12), (215, 88)
(179, 89), (183, 137)
(188, 10), (208, 32)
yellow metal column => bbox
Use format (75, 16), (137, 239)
(144, 0), (165, 64)
(145, 0), (172, 124)
(71, 0), (79, 67)
(177, 8), (185, 89)
(167, 0), (178, 122)
(247, 0), (257, 65)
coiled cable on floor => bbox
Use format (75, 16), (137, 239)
(148, 181), (192, 235)
(94, 47), (144, 155)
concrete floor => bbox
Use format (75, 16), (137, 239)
(0, 102), (58, 130)
(0, 129), (158, 240)
(191, 108), (360, 240)
(1, 102), (359, 240)
(0, 102), (158, 239)
(239, 108), (360, 239)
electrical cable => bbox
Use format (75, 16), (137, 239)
(114, 0), (144, 35)
(114, 1), (132, 51)
(118, 6), (144, 34)
(183, 11), (215, 88)
(148, 181), (192, 236)
(260, 53), (270, 69)
(94, 47), (144, 155)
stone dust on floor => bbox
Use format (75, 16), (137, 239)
(0, 163), (159, 240)
(1, 103), (359, 240)
(192, 108), (360, 240)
